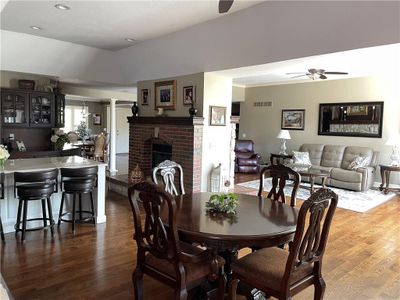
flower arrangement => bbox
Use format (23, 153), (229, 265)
(0, 144), (10, 167)
(51, 130), (70, 150)
(206, 193), (239, 215)
(76, 121), (92, 141)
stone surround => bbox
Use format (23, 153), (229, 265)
(127, 117), (204, 193)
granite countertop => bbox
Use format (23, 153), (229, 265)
(1, 156), (107, 174)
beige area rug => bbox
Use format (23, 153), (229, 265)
(238, 179), (397, 213)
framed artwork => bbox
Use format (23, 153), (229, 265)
(281, 109), (305, 130)
(141, 89), (149, 106)
(93, 113), (102, 125)
(183, 85), (195, 105)
(347, 105), (368, 116)
(154, 80), (176, 110)
(210, 106), (226, 126)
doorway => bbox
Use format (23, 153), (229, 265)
(106, 106), (131, 154)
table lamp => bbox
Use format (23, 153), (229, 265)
(276, 130), (291, 155)
(386, 133), (400, 166)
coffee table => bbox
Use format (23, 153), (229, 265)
(291, 166), (330, 194)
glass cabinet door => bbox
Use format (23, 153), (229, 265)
(55, 94), (65, 128)
(1, 90), (28, 126)
(30, 93), (54, 127)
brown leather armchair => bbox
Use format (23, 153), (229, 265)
(234, 140), (261, 173)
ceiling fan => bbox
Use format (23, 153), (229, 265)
(286, 68), (349, 80)
(219, 0), (234, 13)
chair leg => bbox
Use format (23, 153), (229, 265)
(217, 268), (227, 300)
(79, 193), (83, 221)
(15, 199), (23, 235)
(72, 193), (76, 235)
(132, 267), (144, 300)
(21, 200), (28, 242)
(228, 277), (240, 300)
(0, 216), (5, 242)
(58, 192), (65, 226)
(174, 287), (188, 300)
(41, 199), (47, 227)
(90, 192), (96, 224)
(47, 198), (54, 238)
(314, 277), (326, 300)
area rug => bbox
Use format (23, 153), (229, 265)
(238, 179), (396, 213)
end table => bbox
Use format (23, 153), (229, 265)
(379, 164), (400, 194)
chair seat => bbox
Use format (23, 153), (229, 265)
(146, 242), (224, 284)
(231, 247), (313, 292)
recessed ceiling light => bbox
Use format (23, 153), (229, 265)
(55, 4), (70, 10)
(125, 38), (136, 43)
(30, 26), (42, 30)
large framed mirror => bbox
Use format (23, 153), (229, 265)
(318, 101), (384, 138)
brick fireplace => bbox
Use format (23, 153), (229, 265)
(127, 117), (204, 193)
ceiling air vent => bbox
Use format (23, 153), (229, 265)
(253, 101), (273, 107)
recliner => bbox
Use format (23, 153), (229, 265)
(234, 140), (261, 173)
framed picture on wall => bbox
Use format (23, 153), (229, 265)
(210, 106), (226, 126)
(93, 113), (102, 126)
(281, 109), (305, 130)
(154, 80), (176, 110)
(183, 85), (195, 105)
(141, 89), (149, 105)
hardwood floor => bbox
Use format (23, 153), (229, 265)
(1, 175), (399, 299)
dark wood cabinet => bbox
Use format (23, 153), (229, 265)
(1, 89), (29, 127)
(55, 93), (65, 128)
(29, 92), (55, 127)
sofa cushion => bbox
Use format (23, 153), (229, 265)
(321, 145), (346, 168)
(292, 151), (312, 166)
(299, 144), (324, 165)
(331, 168), (362, 183)
(341, 147), (373, 170)
(309, 165), (333, 173)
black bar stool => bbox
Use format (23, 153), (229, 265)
(14, 169), (58, 242)
(58, 166), (97, 234)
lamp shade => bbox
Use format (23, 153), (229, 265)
(386, 133), (400, 146)
(276, 130), (291, 140)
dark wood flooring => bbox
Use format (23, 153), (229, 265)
(1, 174), (400, 299)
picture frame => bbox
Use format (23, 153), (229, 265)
(154, 80), (176, 110)
(93, 113), (102, 126)
(18, 79), (35, 90)
(210, 106), (226, 126)
(141, 88), (149, 106)
(183, 85), (195, 105)
(281, 109), (305, 130)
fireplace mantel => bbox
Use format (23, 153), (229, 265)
(127, 116), (204, 126)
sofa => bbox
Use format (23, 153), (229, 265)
(291, 144), (379, 192)
(234, 140), (261, 173)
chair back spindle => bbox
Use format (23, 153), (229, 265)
(152, 160), (185, 196)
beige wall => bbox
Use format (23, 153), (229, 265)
(232, 86), (245, 102)
(137, 73), (204, 117)
(240, 76), (400, 182)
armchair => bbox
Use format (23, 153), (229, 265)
(234, 139), (261, 173)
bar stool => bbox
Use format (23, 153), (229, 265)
(14, 169), (58, 242)
(58, 166), (97, 234)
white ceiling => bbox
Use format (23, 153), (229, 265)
(214, 43), (400, 87)
(1, 0), (262, 51)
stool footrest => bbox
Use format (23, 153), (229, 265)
(15, 217), (55, 232)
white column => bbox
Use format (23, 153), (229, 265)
(109, 98), (118, 175)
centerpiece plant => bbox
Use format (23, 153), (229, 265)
(51, 130), (70, 150)
(205, 193), (239, 215)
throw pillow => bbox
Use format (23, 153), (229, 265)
(347, 156), (370, 170)
(292, 151), (312, 166)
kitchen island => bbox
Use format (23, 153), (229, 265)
(0, 156), (107, 234)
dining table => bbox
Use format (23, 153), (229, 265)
(161, 192), (299, 299)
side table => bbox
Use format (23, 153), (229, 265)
(379, 164), (400, 194)
(270, 153), (293, 165)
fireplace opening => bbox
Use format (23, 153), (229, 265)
(152, 143), (172, 168)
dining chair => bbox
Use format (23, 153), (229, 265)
(229, 188), (338, 300)
(152, 159), (185, 196)
(128, 181), (225, 300)
(86, 133), (107, 161)
(258, 164), (300, 207)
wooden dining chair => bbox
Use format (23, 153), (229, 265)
(258, 164), (301, 207)
(229, 188), (338, 300)
(86, 133), (107, 161)
(152, 159), (185, 196)
(128, 181), (225, 300)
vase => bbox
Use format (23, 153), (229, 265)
(131, 102), (139, 117)
(189, 104), (197, 117)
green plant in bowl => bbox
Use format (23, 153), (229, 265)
(206, 193), (238, 215)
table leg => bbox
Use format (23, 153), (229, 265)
(310, 176), (315, 194)
(384, 170), (391, 194)
(322, 176), (327, 188)
(379, 168), (386, 191)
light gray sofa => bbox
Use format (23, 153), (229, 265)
(294, 144), (379, 192)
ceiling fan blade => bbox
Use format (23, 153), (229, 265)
(291, 74), (307, 78)
(219, 0), (234, 13)
(324, 72), (348, 75)
(319, 74), (327, 79)
(286, 72), (305, 75)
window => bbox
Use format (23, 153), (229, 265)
(62, 105), (88, 133)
